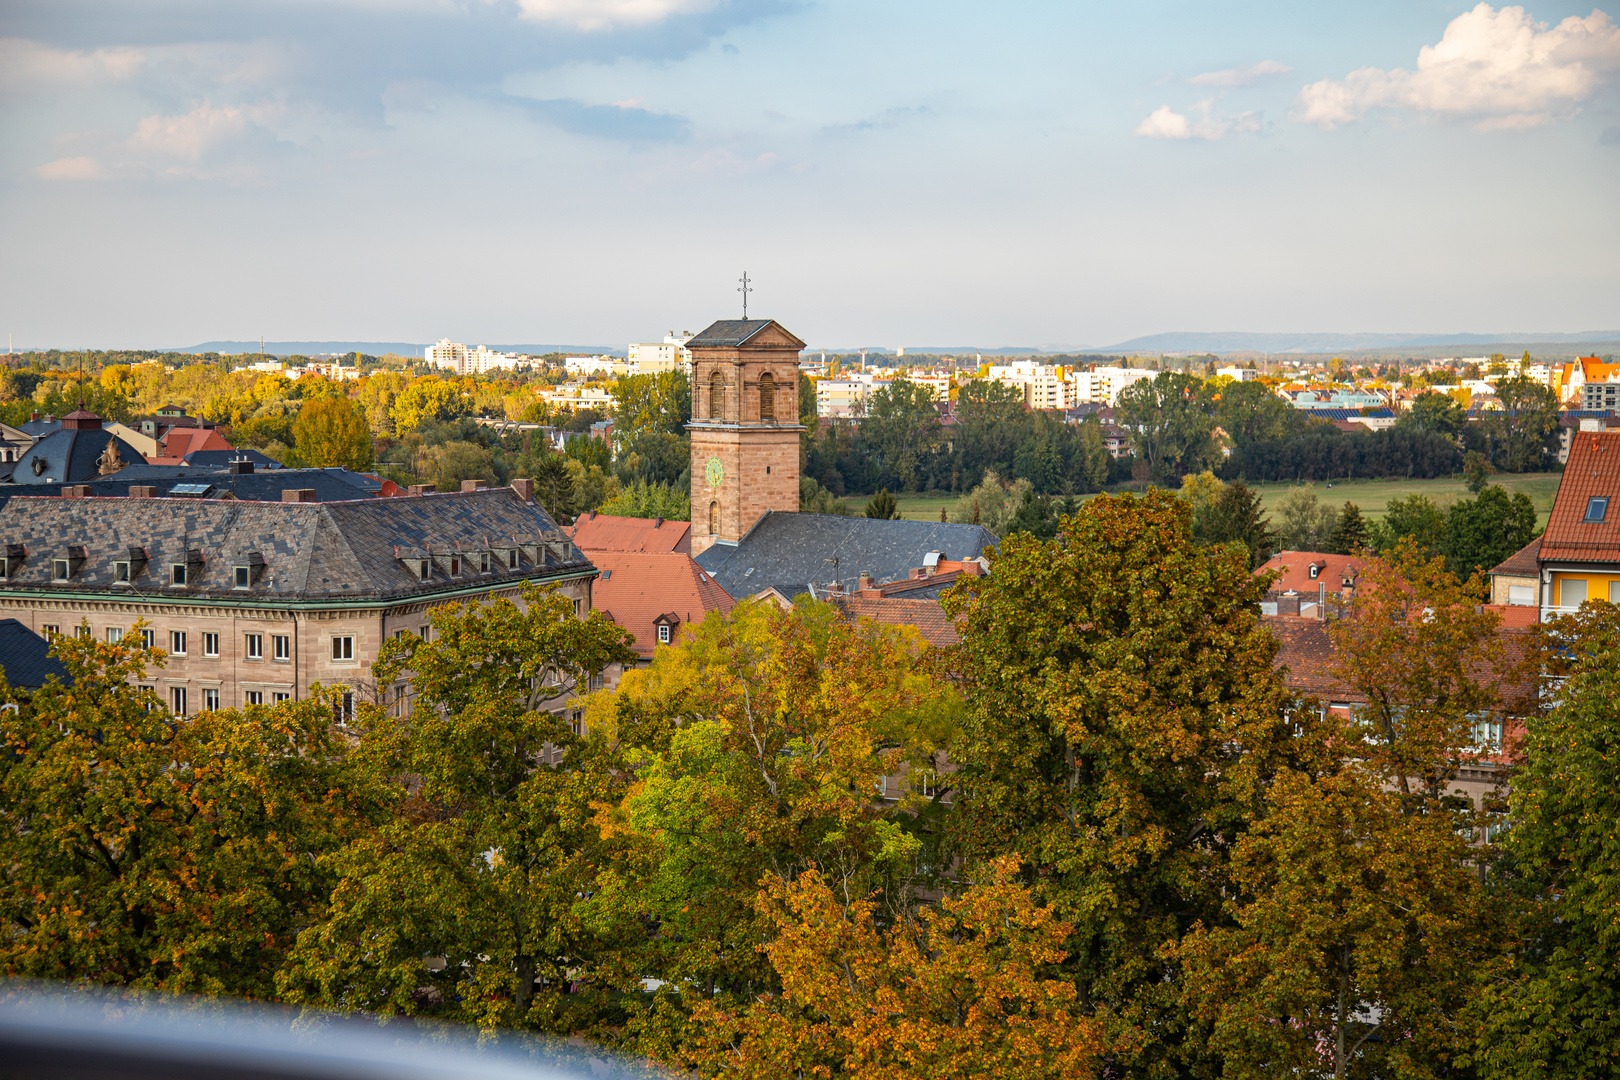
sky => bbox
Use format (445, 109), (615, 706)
(2, 0), (1618, 350)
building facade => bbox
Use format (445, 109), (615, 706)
(0, 483), (596, 713)
(1538, 430), (1620, 615)
(686, 319), (807, 556)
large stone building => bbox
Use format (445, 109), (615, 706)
(0, 482), (595, 715)
(686, 319), (806, 555)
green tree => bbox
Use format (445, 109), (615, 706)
(431, 440), (494, 491)
(0, 625), (391, 999)
(598, 479), (691, 520)
(278, 586), (637, 1030)
(1473, 376), (1560, 472)
(392, 377), (469, 433)
(1444, 484), (1538, 581)
(1213, 379), (1306, 448)
(1472, 604), (1620, 1078)
(528, 455), (577, 523)
(1325, 501), (1368, 555)
(940, 489), (1292, 1074)
(946, 470), (1032, 536)
(1463, 449), (1491, 492)
(1193, 479), (1276, 568)
(291, 395), (375, 470)
(861, 378), (943, 492)
(1116, 371), (1218, 482)
(1076, 417), (1112, 492)
(1398, 391), (1467, 439)
(1370, 493), (1448, 559)
(612, 370), (690, 439)
(864, 488), (900, 519)
(1273, 486), (1340, 551)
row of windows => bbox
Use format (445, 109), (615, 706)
(150, 685), (294, 715)
(27, 560), (263, 587)
(40, 626), (366, 663)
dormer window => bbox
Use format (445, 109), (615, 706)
(478, 552), (491, 573)
(1308, 565), (1321, 579)
(114, 562), (131, 583)
(658, 624), (671, 644)
(449, 555), (461, 576)
(232, 553), (266, 589)
(53, 559), (70, 581)
(1586, 496), (1610, 523)
(420, 561), (430, 581)
(234, 566), (251, 588)
(172, 564), (189, 585)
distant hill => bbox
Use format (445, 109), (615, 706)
(1092, 330), (1620, 355)
(170, 341), (624, 357)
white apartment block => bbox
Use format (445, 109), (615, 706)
(1068, 366), (1155, 405)
(1217, 366), (1258, 381)
(564, 355), (626, 378)
(817, 376), (892, 417)
(426, 339), (528, 375)
(985, 362), (1072, 410)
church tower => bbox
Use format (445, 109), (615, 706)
(687, 319), (806, 556)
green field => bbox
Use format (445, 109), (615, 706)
(892, 473), (1566, 529)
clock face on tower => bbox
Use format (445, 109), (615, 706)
(704, 456), (725, 488)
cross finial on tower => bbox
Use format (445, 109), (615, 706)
(737, 271), (753, 319)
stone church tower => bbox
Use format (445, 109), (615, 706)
(687, 319), (806, 556)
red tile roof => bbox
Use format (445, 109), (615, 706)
(837, 596), (961, 647)
(570, 512), (692, 554)
(1255, 551), (1365, 596)
(589, 551), (734, 658)
(1487, 536), (1541, 578)
(1539, 431), (1620, 564)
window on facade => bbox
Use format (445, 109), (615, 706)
(246, 633), (263, 660)
(506, 550), (519, 569)
(1308, 565), (1320, 579)
(106, 627), (123, 643)
(709, 500), (719, 536)
(332, 636), (355, 661)
(395, 629), (410, 641)
(273, 634), (290, 661)
(172, 564), (188, 586)
(234, 566), (251, 588)
(758, 370), (776, 420)
(53, 559), (69, 581)
(272, 692), (291, 703)
(449, 556), (460, 576)
(203, 632), (220, 657)
(334, 691), (354, 724)
(479, 552), (490, 572)
(710, 370), (725, 419)
(73, 624), (89, 639)
(203, 688), (220, 712)
(171, 686), (188, 715)
(1586, 496), (1610, 523)
(657, 623), (671, 644)
(572, 598), (581, 618)
(244, 691), (264, 706)
(393, 684), (408, 716)
(41, 624), (59, 638)
(170, 631), (187, 655)
(140, 629), (156, 650)
(1561, 579), (1588, 607)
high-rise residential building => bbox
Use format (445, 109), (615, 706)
(1068, 366), (1156, 405)
(425, 340), (527, 375)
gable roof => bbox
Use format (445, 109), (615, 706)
(695, 510), (999, 600)
(1540, 431), (1620, 564)
(0, 487), (589, 604)
(1488, 536), (1542, 578)
(0, 619), (72, 691)
(836, 595), (960, 647)
(685, 319), (806, 350)
(570, 512), (691, 554)
(1254, 551), (1365, 595)
(589, 550), (735, 657)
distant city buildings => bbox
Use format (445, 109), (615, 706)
(425, 339), (529, 375)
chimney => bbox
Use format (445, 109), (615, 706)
(653, 517), (663, 528)
(30, 412), (39, 422)
(228, 458), (254, 475)
(62, 485), (91, 498)
(282, 488), (317, 503)
(461, 480), (488, 492)
(129, 485), (157, 499)
(511, 478), (534, 503)
(408, 484), (433, 496)
(858, 571), (873, 590)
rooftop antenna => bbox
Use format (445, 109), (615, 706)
(737, 271), (753, 319)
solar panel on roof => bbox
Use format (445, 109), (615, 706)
(168, 483), (213, 496)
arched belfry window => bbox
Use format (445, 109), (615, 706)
(759, 370), (776, 421)
(709, 501), (719, 535)
(710, 370), (725, 420)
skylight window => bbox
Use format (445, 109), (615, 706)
(1586, 496), (1610, 523)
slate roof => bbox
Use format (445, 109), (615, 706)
(685, 319), (806, 349)
(1540, 431), (1620, 564)
(0, 487), (591, 604)
(0, 618), (73, 691)
(0, 466), (387, 511)
(590, 551), (735, 658)
(181, 449), (284, 470)
(570, 512), (691, 554)
(1488, 536), (1542, 578)
(695, 511), (999, 600)
(10, 427), (145, 486)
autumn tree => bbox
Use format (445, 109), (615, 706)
(1115, 372), (1218, 482)
(683, 858), (1114, 1080)
(1471, 603), (1620, 1078)
(583, 599), (962, 1059)
(291, 395), (375, 470)
(940, 489), (1292, 1073)
(0, 625), (392, 998)
(277, 585), (637, 1031)
(1175, 544), (1511, 1078)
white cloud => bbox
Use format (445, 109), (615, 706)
(35, 156), (107, 181)
(1189, 59), (1293, 88)
(1135, 99), (1261, 140)
(126, 101), (283, 161)
(510, 0), (721, 31)
(0, 37), (145, 91)
(1294, 3), (1620, 130)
